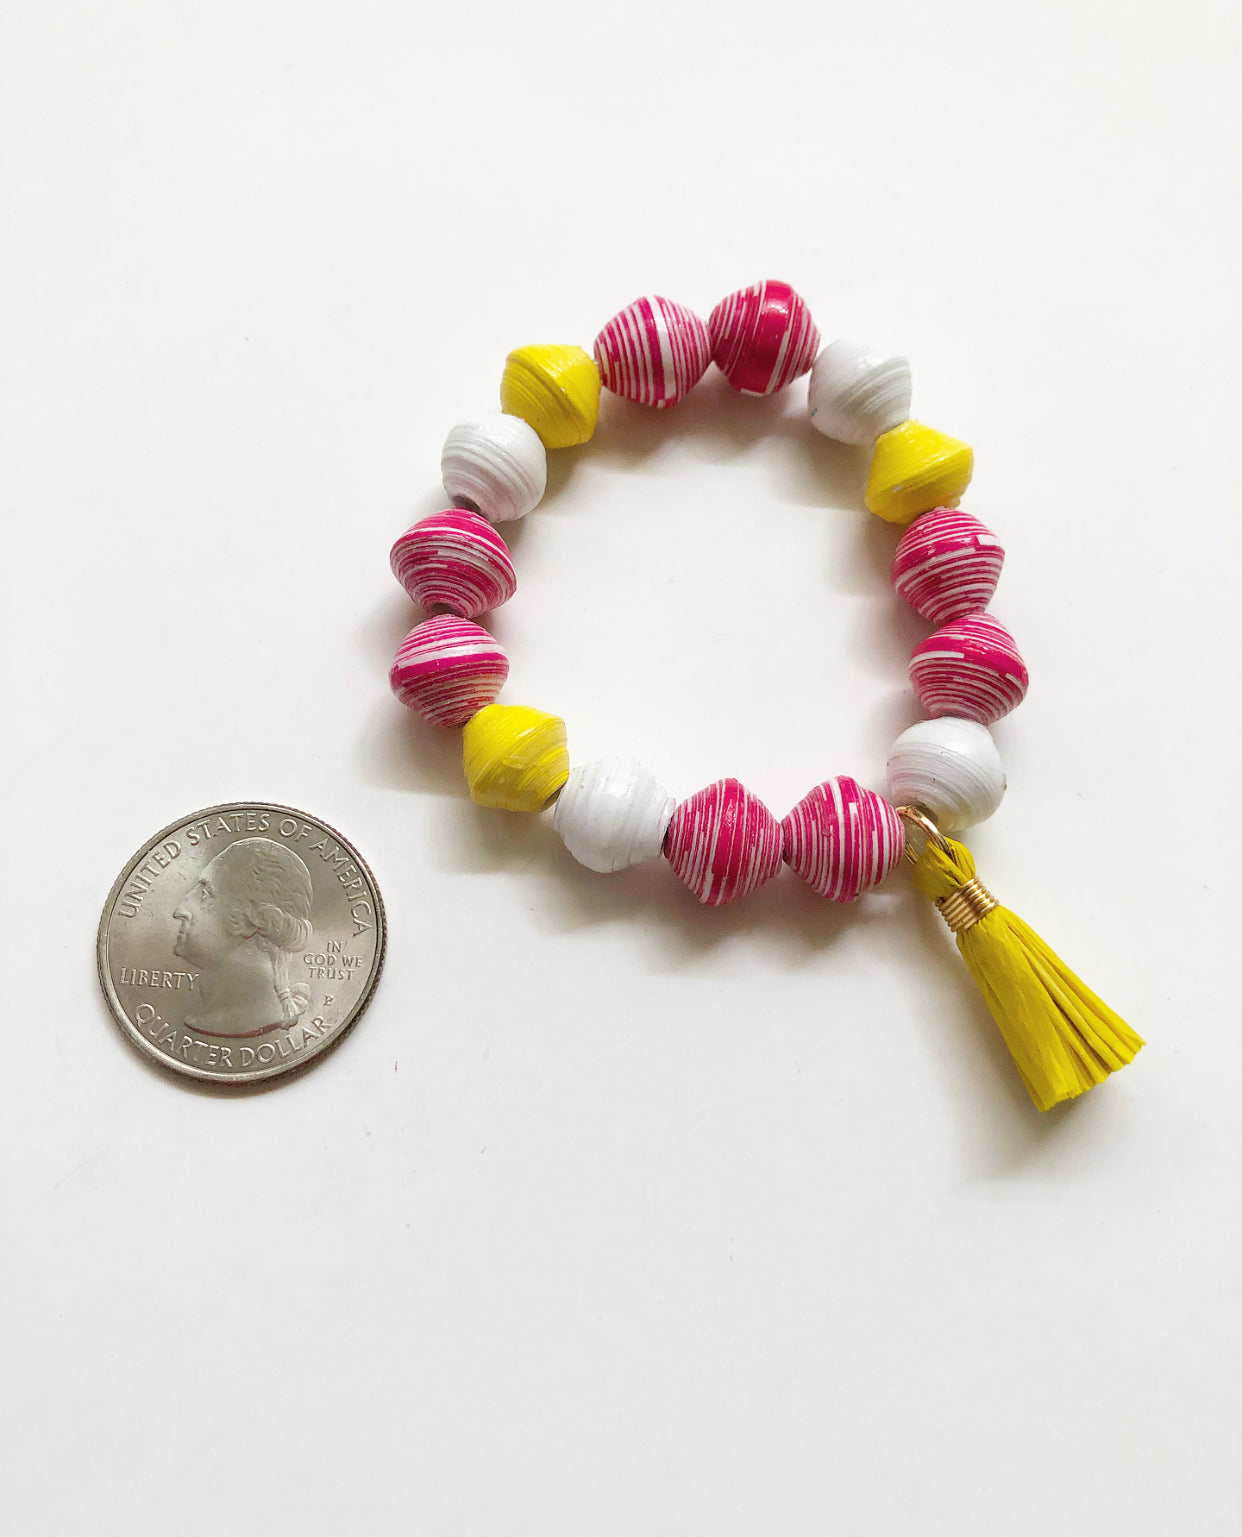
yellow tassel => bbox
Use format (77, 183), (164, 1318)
(899, 810), (1143, 1111)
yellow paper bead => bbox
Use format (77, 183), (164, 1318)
(462, 703), (569, 811)
(499, 345), (601, 449)
(864, 420), (974, 525)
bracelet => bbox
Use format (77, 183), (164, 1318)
(384, 281), (1143, 1113)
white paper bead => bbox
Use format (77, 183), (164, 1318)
(441, 412), (547, 523)
(886, 717), (1006, 832)
(553, 758), (675, 873)
(808, 339), (912, 445)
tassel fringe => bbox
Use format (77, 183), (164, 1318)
(900, 814), (1144, 1112)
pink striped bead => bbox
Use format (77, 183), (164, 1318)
(663, 777), (783, 906)
(708, 280), (820, 395)
(593, 295), (712, 408)
(389, 509), (516, 619)
(909, 614), (1029, 725)
(389, 615), (509, 728)
(891, 508), (1005, 626)
(781, 776), (905, 903)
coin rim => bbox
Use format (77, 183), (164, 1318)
(96, 800), (387, 1085)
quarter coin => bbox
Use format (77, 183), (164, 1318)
(97, 802), (386, 1084)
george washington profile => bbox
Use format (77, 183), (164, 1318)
(172, 838), (313, 1037)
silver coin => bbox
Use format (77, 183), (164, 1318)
(97, 802), (386, 1085)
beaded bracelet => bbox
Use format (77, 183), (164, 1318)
(386, 282), (1143, 1113)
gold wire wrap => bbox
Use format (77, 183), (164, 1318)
(897, 806), (997, 931)
(936, 876), (999, 933)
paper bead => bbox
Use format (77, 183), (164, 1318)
(886, 717), (1005, 831)
(864, 420), (974, 525)
(909, 614), (1029, 725)
(663, 778), (783, 906)
(553, 758), (675, 872)
(891, 507), (1004, 625)
(781, 776), (905, 902)
(499, 345), (601, 449)
(389, 615), (509, 728)
(593, 296), (712, 408)
(808, 339), (912, 445)
(462, 704), (569, 811)
(389, 509), (516, 618)
(708, 280), (820, 395)
(441, 413), (547, 524)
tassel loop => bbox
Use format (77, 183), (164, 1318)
(896, 806), (1144, 1112)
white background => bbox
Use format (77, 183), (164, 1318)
(2, 2), (1240, 1532)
